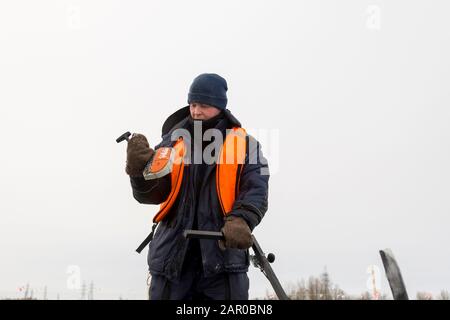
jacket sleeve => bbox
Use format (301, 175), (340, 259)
(130, 174), (171, 205)
(129, 140), (172, 205)
(229, 135), (270, 231)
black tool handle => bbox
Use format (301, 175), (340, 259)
(183, 230), (224, 240)
(116, 131), (131, 143)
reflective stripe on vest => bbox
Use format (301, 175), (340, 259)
(216, 127), (247, 215)
(153, 137), (186, 223)
(152, 127), (247, 223)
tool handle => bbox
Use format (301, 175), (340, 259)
(183, 230), (224, 240)
(116, 131), (131, 143)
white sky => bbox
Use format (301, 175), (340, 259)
(1, 0), (449, 300)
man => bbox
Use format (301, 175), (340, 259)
(125, 73), (269, 300)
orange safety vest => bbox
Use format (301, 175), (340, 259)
(153, 127), (247, 223)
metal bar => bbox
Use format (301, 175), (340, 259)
(183, 229), (289, 300)
(251, 235), (289, 300)
(183, 230), (224, 240)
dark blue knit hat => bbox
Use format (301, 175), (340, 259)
(187, 73), (228, 110)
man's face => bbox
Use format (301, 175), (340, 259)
(189, 102), (221, 120)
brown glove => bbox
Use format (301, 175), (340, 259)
(219, 216), (253, 250)
(125, 133), (155, 177)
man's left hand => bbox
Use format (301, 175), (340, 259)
(219, 216), (253, 250)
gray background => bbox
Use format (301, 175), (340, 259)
(0, 0), (449, 299)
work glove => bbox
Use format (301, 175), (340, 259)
(126, 133), (155, 177)
(219, 216), (253, 250)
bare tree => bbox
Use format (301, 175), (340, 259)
(282, 269), (349, 300)
(23, 283), (30, 300)
(88, 281), (94, 300)
(437, 290), (449, 300)
(360, 291), (371, 300)
(320, 268), (332, 300)
(288, 280), (308, 300)
(80, 282), (86, 300)
(416, 291), (433, 300)
(331, 286), (347, 300)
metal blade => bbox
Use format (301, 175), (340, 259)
(379, 248), (409, 300)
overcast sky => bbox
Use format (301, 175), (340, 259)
(1, 0), (449, 300)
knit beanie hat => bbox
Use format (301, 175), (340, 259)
(187, 73), (228, 110)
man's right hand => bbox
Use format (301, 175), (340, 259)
(126, 133), (155, 177)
